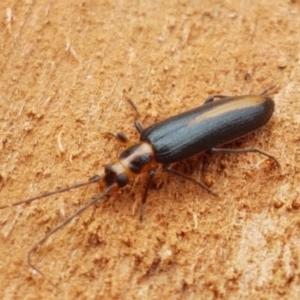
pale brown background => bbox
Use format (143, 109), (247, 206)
(0, 0), (299, 299)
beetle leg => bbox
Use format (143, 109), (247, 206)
(134, 120), (144, 134)
(127, 99), (144, 134)
(163, 165), (218, 196)
(106, 132), (133, 147)
(204, 94), (228, 104)
(115, 132), (129, 143)
(260, 85), (275, 96)
(139, 169), (156, 223)
(128, 98), (140, 118)
(210, 147), (280, 168)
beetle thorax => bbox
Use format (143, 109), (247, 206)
(104, 142), (155, 188)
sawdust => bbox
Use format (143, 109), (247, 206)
(0, 1), (300, 299)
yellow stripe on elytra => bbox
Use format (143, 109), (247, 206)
(188, 96), (265, 125)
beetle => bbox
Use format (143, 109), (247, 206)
(0, 87), (280, 275)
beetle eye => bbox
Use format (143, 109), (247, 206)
(116, 173), (128, 188)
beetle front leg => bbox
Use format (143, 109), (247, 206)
(127, 99), (144, 134)
(105, 131), (133, 147)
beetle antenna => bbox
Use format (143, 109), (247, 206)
(0, 175), (103, 210)
(28, 183), (117, 277)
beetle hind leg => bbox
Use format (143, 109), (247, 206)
(260, 85), (276, 96)
(210, 147), (280, 168)
(204, 94), (228, 104)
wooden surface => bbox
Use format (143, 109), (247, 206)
(0, 1), (300, 299)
